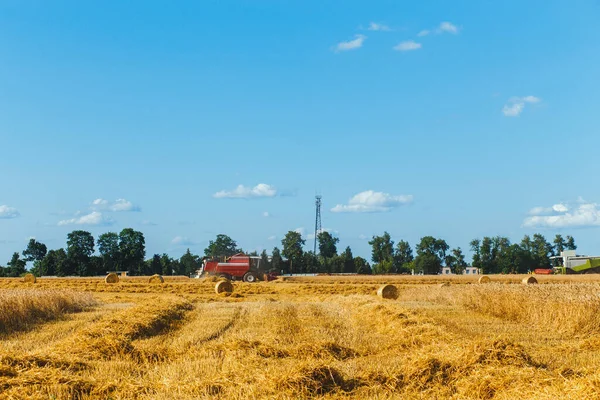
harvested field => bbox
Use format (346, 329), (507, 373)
(2, 275), (600, 399)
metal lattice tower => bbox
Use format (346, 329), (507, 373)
(314, 195), (322, 254)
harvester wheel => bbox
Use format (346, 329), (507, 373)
(243, 272), (257, 283)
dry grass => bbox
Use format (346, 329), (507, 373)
(0, 289), (97, 335)
(3, 275), (600, 398)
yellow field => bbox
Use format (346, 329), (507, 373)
(2, 275), (600, 399)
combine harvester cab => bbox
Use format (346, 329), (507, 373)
(551, 250), (600, 274)
(200, 253), (278, 282)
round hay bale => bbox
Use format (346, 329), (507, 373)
(215, 280), (233, 295)
(105, 273), (120, 284)
(377, 284), (399, 300)
(522, 276), (538, 285)
(439, 282), (450, 288)
(23, 273), (36, 283)
(148, 274), (164, 284)
(478, 275), (491, 284)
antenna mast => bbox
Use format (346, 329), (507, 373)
(314, 195), (322, 254)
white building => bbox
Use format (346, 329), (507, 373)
(441, 266), (479, 275)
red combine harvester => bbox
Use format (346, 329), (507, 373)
(199, 253), (278, 282)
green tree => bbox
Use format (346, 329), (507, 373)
(449, 247), (468, 274)
(281, 231), (305, 274)
(148, 254), (162, 275)
(394, 240), (413, 273)
(98, 232), (120, 272)
(204, 234), (241, 258)
(180, 248), (200, 276)
(553, 234), (566, 256)
(160, 254), (174, 276)
(271, 247), (283, 273)
(22, 239), (47, 263)
(354, 256), (371, 274)
(260, 249), (271, 272)
(414, 236), (449, 275)
(566, 235), (577, 251)
(303, 251), (320, 273)
(532, 233), (553, 270)
(369, 232), (394, 265)
(414, 253), (440, 275)
(342, 246), (355, 273)
(67, 230), (95, 276)
(317, 231), (339, 259)
(6, 252), (26, 277)
(119, 228), (146, 275)
(470, 239), (482, 272)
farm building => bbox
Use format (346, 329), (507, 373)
(441, 266), (480, 275)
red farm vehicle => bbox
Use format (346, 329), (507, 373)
(199, 253), (278, 282)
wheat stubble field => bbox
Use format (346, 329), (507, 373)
(2, 275), (600, 399)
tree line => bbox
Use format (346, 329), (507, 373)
(0, 228), (579, 277)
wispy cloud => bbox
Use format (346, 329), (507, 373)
(92, 198), (141, 212)
(417, 30), (430, 37)
(358, 234), (368, 240)
(393, 40), (422, 51)
(262, 211), (270, 218)
(332, 190), (413, 213)
(141, 220), (158, 226)
(213, 184), (277, 199)
(437, 22), (459, 34)
(334, 34), (366, 52)
(367, 22), (391, 32)
(171, 236), (198, 246)
(0, 205), (19, 219)
(523, 198), (600, 228)
(502, 95), (541, 117)
(267, 235), (277, 241)
(58, 211), (114, 226)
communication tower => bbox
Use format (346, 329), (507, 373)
(314, 195), (322, 254)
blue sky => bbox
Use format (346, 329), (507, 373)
(2, 0), (600, 264)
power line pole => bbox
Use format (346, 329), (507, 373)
(314, 195), (322, 254)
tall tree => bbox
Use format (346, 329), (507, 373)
(303, 251), (320, 274)
(67, 230), (95, 276)
(260, 249), (271, 272)
(119, 228), (146, 275)
(149, 254), (162, 275)
(342, 246), (355, 273)
(98, 232), (120, 272)
(271, 247), (283, 273)
(470, 239), (482, 272)
(317, 231), (339, 259)
(566, 235), (577, 251)
(369, 232), (394, 265)
(180, 248), (200, 276)
(553, 234), (566, 256)
(414, 236), (449, 274)
(354, 256), (371, 274)
(22, 239), (47, 263)
(6, 252), (26, 277)
(448, 247), (468, 274)
(394, 240), (413, 273)
(204, 234), (241, 258)
(281, 231), (305, 274)
(532, 233), (553, 270)
(160, 254), (174, 276)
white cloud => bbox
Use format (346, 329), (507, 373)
(294, 227), (306, 236)
(307, 228), (337, 240)
(0, 205), (19, 219)
(334, 34), (366, 52)
(92, 198), (140, 212)
(437, 22), (459, 34)
(267, 235), (277, 241)
(393, 40), (422, 51)
(171, 236), (198, 246)
(523, 199), (600, 228)
(502, 95), (541, 117)
(262, 211), (270, 218)
(358, 234), (368, 240)
(213, 183), (277, 199)
(417, 30), (430, 37)
(367, 22), (391, 31)
(332, 190), (413, 213)
(58, 211), (114, 226)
